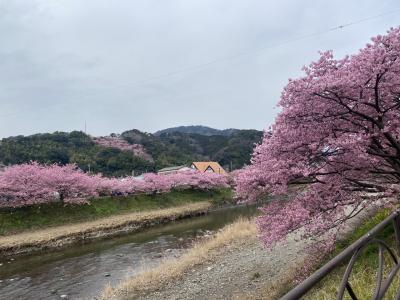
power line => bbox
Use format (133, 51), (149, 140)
(1, 8), (399, 119)
(97, 8), (400, 88)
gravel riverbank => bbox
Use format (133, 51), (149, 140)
(104, 207), (373, 300)
(143, 233), (308, 300)
(102, 218), (310, 300)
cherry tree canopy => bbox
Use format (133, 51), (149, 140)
(0, 162), (99, 206)
(0, 162), (229, 207)
(236, 27), (400, 247)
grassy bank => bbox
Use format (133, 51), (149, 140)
(305, 209), (400, 299)
(0, 201), (213, 257)
(0, 188), (233, 236)
(101, 218), (257, 300)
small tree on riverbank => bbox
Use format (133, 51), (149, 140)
(0, 162), (98, 206)
(236, 27), (400, 247)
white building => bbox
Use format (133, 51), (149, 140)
(157, 165), (192, 175)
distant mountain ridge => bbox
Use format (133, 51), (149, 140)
(154, 125), (239, 136)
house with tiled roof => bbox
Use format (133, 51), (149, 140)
(190, 161), (227, 175)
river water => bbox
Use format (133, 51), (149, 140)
(0, 204), (260, 300)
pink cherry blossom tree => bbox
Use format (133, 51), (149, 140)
(0, 162), (98, 207)
(0, 163), (53, 207)
(236, 27), (400, 247)
(42, 164), (99, 202)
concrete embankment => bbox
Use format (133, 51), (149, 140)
(0, 202), (212, 257)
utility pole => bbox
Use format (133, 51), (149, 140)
(84, 121), (87, 134)
(88, 163), (91, 173)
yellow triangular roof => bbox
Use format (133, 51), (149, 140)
(191, 161), (227, 174)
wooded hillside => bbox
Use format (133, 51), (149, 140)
(0, 127), (262, 176)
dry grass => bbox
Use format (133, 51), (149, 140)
(100, 217), (257, 300)
(0, 201), (212, 255)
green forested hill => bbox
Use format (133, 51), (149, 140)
(154, 125), (238, 136)
(0, 131), (154, 176)
(0, 128), (263, 176)
(122, 128), (263, 170)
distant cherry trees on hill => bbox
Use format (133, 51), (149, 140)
(93, 136), (153, 162)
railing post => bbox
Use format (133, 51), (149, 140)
(393, 212), (400, 256)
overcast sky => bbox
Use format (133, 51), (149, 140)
(0, 0), (399, 138)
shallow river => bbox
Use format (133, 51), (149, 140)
(0, 204), (259, 300)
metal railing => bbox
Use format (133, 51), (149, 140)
(281, 210), (400, 300)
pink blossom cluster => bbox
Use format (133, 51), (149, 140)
(0, 162), (229, 208)
(93, 136), (152, 161)
(0, 162), (100, 207)
(99, 171), (229, 196)
(235, 27), (400, 247)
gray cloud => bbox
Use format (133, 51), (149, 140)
(0, 0), (399, 137)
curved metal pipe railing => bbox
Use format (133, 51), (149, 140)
(281, 210), (400, 300)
